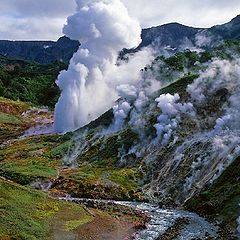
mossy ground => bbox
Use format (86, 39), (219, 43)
(0, 112), (22, 125)
(152, 73), (199, 100)
(0, 135), (64, 185)
(51, 128), (143, 200)
(0, 97), (31, 143)
(0, 178), (93, 240)
(0, 119), (143, 201)
(0, 97), (30, 115)
(0, 177), (142, 240)
(55, 164), (143, 200)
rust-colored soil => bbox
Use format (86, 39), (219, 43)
(75, 209), (136, 240)
(51, 207), (137, 240)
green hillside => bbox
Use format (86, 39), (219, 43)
(0, 55), (66, 108)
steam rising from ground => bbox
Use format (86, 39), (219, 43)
(54, 3), (240, 217)
(187, 59), (240, 106)
(111, 101), (132, 132)
(175, 57), (240, 196)
(54, 0), (151, 133)
(143, 56), (240, 204)
(154, 93), (193, 145)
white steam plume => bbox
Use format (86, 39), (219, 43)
(195, 30), (214, 48)
(154, 93), (194, 145)
(147, 57), (240, 201)
(111, 101), (132, 132)
(187, 58), (240, 105)
(54, 0), (143, 133)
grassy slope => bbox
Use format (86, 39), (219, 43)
(0, 97), (30, 116)
(0, 90), (143, 200)
(0, 97), (31, 143)
(0, 177), (143, 240)
(182, 41), (240, 231)
(153, 53), (240, 232)
(0, 178), (93, 240)
(0, 131), (143, 200)
(1, 41), (240, 237)
(0, 134), (68, 184)
(0, 59), (202, 202)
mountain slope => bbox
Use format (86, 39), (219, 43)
(0, 177), (143, 240)
(1, 17), (240, 239)
(56, 40), (240, 236)
(209, 14), (240, 40)
(1, 40), (239, 238)
(123, 15), (240, 54)
(0, 36), (80, 64)
(138, 23), (202, 50)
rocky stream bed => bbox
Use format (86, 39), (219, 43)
(59, 197), (221, 240)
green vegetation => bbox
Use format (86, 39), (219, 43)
(64, 217), (93, 231)
(0, 97), (30, 115)
(50, 128), (143, 199)
(85, 109), (114, 130)
(0, 163), (57, 185)
(159, 73), (199, 97)
(0, 112), (22, 125)
(0, 135), (67, 185)
(0, 178), (93, 240)
(185, 156), (240, 230)
(0, 98), (31, 143)
(164, 53), (186, 71)
(212, 39), (240, 59)
(49, 140), (73, 158)
(0, 126), (142, 200)
(60, 166), (142, 200)
(162, 49), (209, 71)
(0, 55), (67, 108)
(149, 40), (240, 89)
(109, 168), (141, 192)
(71, 128), (139, 167)
(0, 178), (57, 239)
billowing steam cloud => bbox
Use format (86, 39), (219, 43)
(54, 0), (145, 133)
(111, 101), (132, 132)
(187, 59), (240, 105)
(154, 93), (193, 145)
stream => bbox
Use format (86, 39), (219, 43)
(11, 114), (221, 239)
(59, 197), (219, 240)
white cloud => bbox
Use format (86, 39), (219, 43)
(0, 0), (239, 40)
(0, 0), (76, 40)
(0, 15), (65, 40)
(122, 0), (240, 28)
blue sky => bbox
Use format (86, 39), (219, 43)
(0, 0), (239, 40)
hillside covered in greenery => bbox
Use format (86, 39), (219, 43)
(0, 37), (240, 239)
(0, 55), (66, 108)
